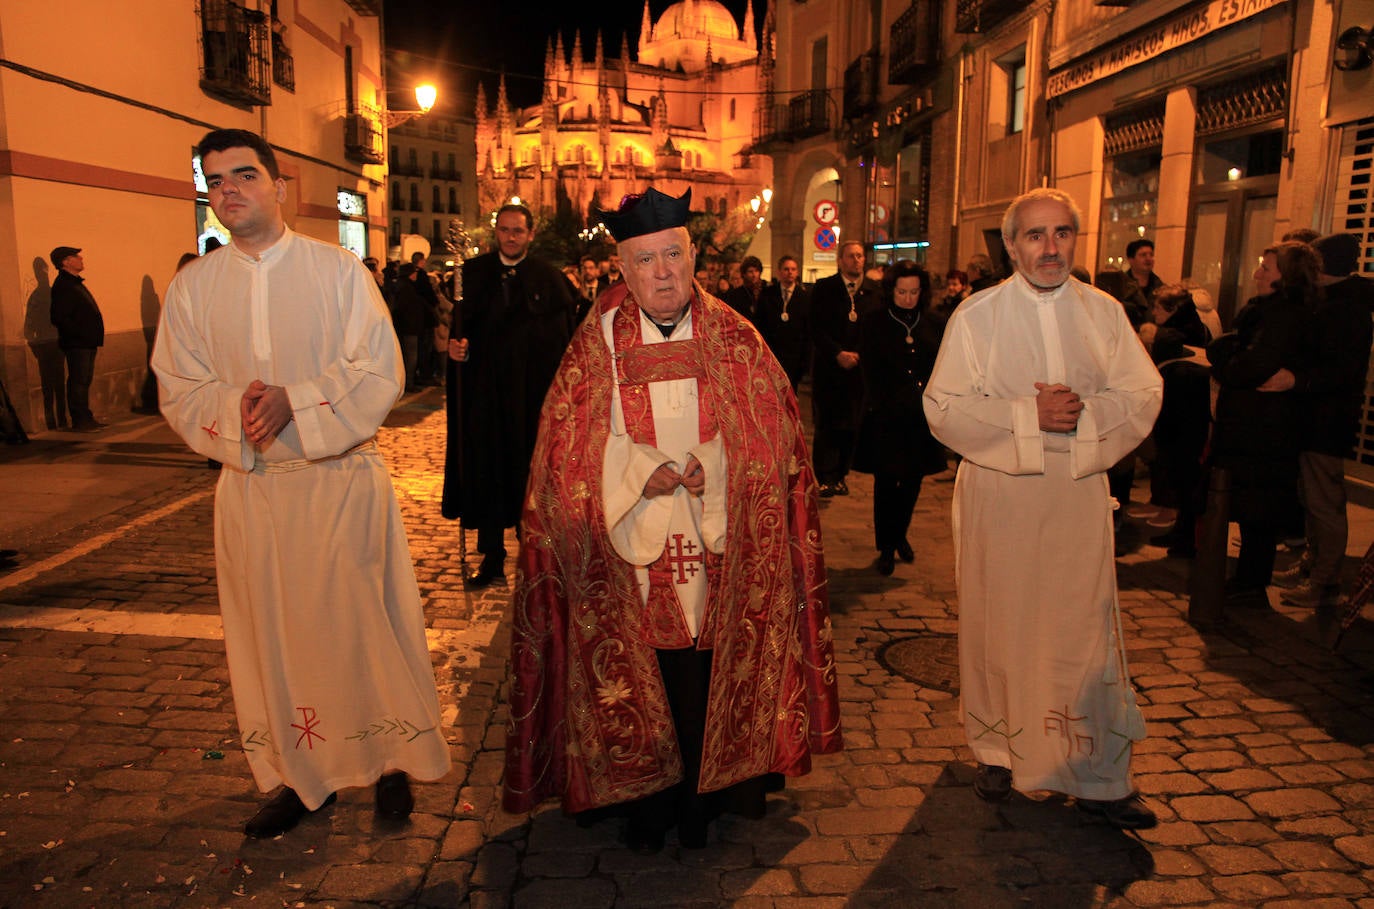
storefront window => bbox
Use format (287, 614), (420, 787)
(337, 189), (367, 259)
(866, 131), (929, 258)
(1196, 129), (1284, 184)
(1099, 149), (1160, 271)
(870, 161), (896, 247)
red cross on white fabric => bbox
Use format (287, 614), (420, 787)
(665, 533), (704, 584)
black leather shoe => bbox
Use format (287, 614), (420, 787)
(465, 559), (505, 588)
(973, 764), (1012, 802)
(874, 552), (895, 576)
(375, 772), (414, 819)
(1148, 529), (1180, 547)
(1077, 793), (1158, 829)
(1225, 586), (1271, 609)
(244, 788), (336, 839)
(818, 483), (837, 498)
(834, 479), (849, 496)
(625, 821), (665, 855)
(895, 540), (914, 563)
(677, 817), (708, 849)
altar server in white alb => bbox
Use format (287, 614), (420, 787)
(922, 187), (1162, 829)
(152, 129), (450, 839)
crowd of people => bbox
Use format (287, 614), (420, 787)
(137, 125), (1373, 855)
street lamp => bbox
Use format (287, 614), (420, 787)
(386, 83), (438, 128)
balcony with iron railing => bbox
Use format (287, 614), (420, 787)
(390, 160), (425, 178)
(200, 0), (271, 106)
(843, 50), (880, 120)
(955, 0), (1024, 33)
(889, 0), (941, 84)
(754, 89), (834, 147)
(271, 29), (294, 91)
(345, 105), (385, 165)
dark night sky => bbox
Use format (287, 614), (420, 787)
(383, 0), (762, 114)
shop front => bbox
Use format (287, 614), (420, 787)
(1048, 0), (1296, 328)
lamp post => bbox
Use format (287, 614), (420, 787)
(387, 83), (438, 128)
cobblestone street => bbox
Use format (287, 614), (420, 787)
(4, 389), (1374, 908)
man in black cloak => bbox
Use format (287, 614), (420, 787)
(442, 202), (577, 587)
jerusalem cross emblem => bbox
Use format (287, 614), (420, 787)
(665, 533), (704, 584)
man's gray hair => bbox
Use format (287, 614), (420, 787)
(1001, 187), (1083, 242)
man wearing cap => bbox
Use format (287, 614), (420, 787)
(152, 128), (450, 838)
(924, 187), (1162, 829)
(1262, 233), (1374, 608)
(49, 246), (105, 431)
(503, 187), (842, 853)
(441, 202), (576, 588)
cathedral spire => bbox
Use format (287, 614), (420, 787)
(744, 0), (756, 52)
(594, 31), (604, 74)
(554, 31), (567, 85)
(571, 29), (583, 77)
(474, 81), (488, 136)
(639, 0), (652, 57)
(496, 72), (511, 141)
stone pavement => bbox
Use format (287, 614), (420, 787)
(4, 389), (1374, 908)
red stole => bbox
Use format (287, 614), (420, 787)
(610, 296), (721, 649)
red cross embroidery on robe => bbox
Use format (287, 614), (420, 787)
(292, 706), (326, 750)
(665, 533), (704, 584)
(201, 419), (219, 439)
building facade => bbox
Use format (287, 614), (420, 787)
(762, 0), (1374, 464)
(760, 0), (958, 283)
(763, 0), (1371, 292)
(387, 108), (478, 261)
(474, 0), (773, 264)
(0, 0), (390, 433)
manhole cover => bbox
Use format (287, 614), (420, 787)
(877, 633), (960, 693)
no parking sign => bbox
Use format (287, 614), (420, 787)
(814, 227), (838, 251)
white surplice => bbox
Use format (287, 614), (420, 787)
(152, 229), (450, 808)
(923, 274), (1161, 799)
(600, 307), (727, 637)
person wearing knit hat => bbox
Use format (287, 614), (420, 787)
(1262, 234), (1374, 608)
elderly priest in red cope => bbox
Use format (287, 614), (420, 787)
(502, 187), (842, 854)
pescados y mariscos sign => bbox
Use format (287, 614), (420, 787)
(1047, 0), (1288, 98)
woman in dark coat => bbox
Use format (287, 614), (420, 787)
(1149, 282), (1211, 347)
(853, 260), (947, 575)
(1208, 240), (1320, 606)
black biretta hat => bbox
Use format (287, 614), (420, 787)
(595, 188), (692, 242)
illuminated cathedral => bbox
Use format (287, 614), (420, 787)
(474, 0), (773, 227)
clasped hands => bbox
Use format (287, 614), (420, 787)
(643, 456), (704, 499)
(1035, 381), (1083, 433)
(241, 380), (293, 448)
